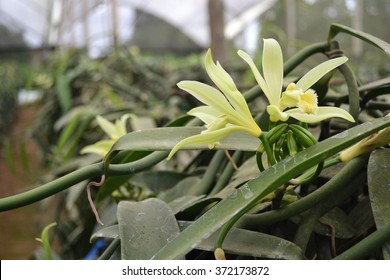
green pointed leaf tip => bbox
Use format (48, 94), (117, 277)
(36, 222), (57, 260)
(329, 23), (390, 55)
(106, 127), (261, 160)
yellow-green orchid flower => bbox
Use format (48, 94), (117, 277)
(238, 38), (355, 123)
(81, 114), (135, 157)
(167, 49), (262, 160)
(339, 125), (390, 162)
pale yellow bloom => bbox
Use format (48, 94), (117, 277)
(339, 126), (390, 162)
(238, 38), (354, 123)
(81, 114), (135, 157)
(167, 49), (262, 160)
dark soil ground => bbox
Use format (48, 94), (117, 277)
(0, 104), (50, 259)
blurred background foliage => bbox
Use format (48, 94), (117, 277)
(0, 0), (389, 259)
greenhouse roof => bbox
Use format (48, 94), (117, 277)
(0, 0), (276, 56)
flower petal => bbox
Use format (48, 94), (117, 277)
(116, 113), (135, 136)
(205, 49), (238, 95)
(167, 126), (253, 160)
(205, 50), (252, 119)
(285, 106), (355, 123)
(262, 38), (284, 105)
(188, 106), (223, 125)
(177, 80), (242, 124)
(296, 57), (348, 91)
(80, 140), (114, 157)
(237, 50), (271, 102)
(266, 105), (289, 122)
(96, 115), (118, 140)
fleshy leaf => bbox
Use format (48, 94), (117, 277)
(117, 198), (183, 260)
(178, 221), (305, 259)
(368, 150), (390, 259)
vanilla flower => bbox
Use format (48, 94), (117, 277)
(238, 38), (354, 123)
(81, 114), (134, 157)
(167, 49), (262, 160)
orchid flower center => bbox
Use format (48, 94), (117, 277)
(280, 83), (318, 114)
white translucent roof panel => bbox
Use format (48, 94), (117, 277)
(0, 0), (50, 46)
(0, 0), (274, 55)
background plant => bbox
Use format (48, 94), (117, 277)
(0, 24), (389, 260)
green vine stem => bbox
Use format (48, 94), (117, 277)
(327, 41), (360, 124)
(334, 220), (390, 260)
(210, 151), (243, 195)
(0, 151), (169, 212)
(236, 155), (368, 229)
(215, 156), (367, 251)
(293, 171), (367, 254)
(196, 150), (227, 195)
(338, 63), (360, 124)
(0, 163), (103, 212)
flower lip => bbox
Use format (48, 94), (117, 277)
(298, 90), (318, 114)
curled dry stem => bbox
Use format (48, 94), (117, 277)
(87, 175), (106, 226)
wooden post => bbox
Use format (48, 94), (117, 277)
(208, 0), (226, 63)
(286, 0), (296, 57)
(111, 0), (118, 50)
(352, 0), (363, 57)
(82, 0), (90, 52)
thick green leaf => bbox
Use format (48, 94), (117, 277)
(56, 75), (72, 112)
(18, 141), (29, 172)
(130, 171), (189, 192)
(152, 117), (390, 259)
(56, 114), (82, 151)
(35, 222), (57, 260)
(317, 208), (356, 239)
(2, 140), (15, 173)
(368, 149), (390, 259)
(158, 176), (202, 202)
(117, 198), (183, 260)
(328, 23), (390, 55)
(168, 195), (205, 215)
(348, 197), (375, 238)
(178, 221), (305, 259)
(105, 127), (261, 163)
